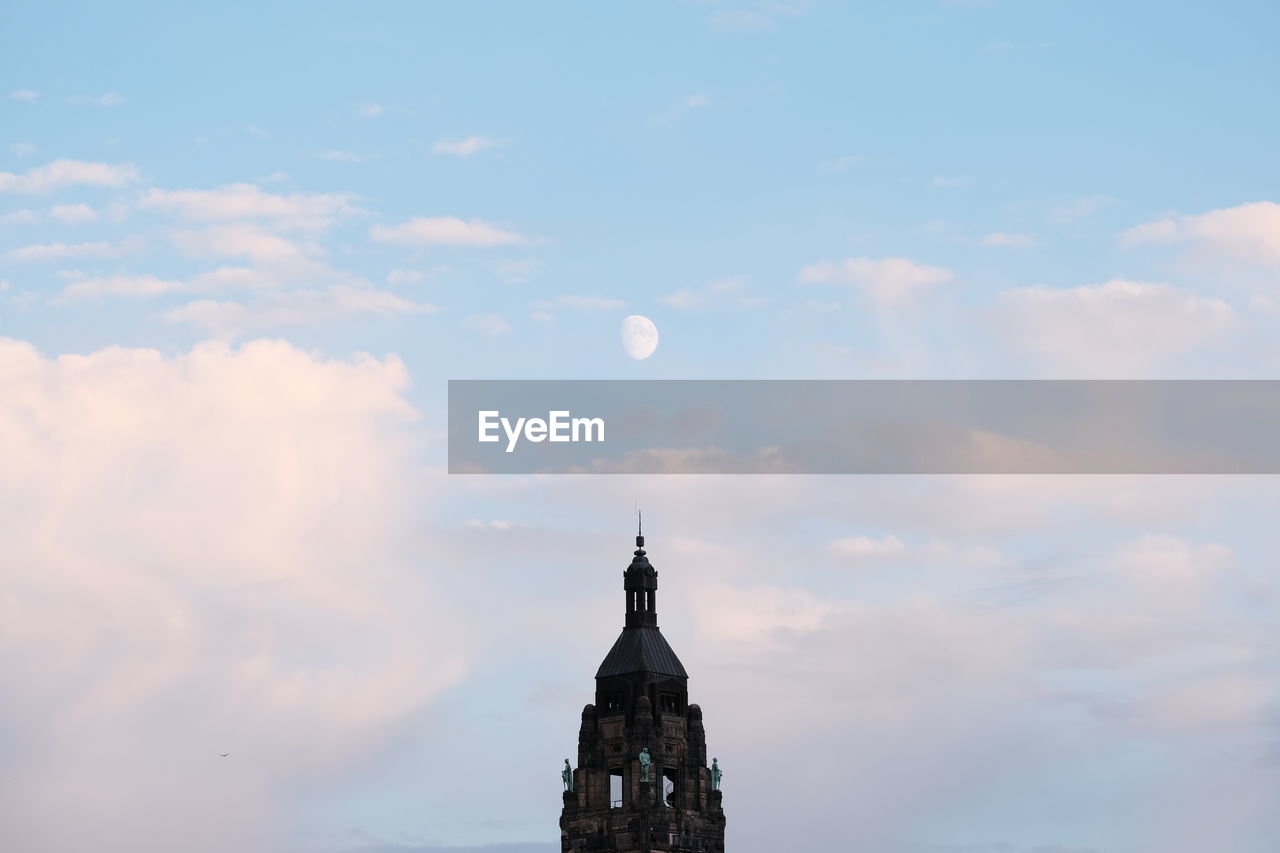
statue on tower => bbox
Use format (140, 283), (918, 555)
(639, 747), (651, 783)
(562, 759), (574, 792)
(711, 758), (723, 791)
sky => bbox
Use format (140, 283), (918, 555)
(1, 1), (1279, 852)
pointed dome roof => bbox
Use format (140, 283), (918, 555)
(596, 522), (688, 679)
(595, 625), (688, 679)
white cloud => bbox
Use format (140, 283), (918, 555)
(652, 90), (720, 125)
(1113, 672), (1272, 732)
(662, 275), (763, 311)
(386, 268), (426, 285)
(48, 203), (97, 224)
(1120, 201), (1280, 268)
(798, 256), (953, 308)
(992, 279), (1234, 375)
(532, 295), (626, 312)
(1049, 194), (1115, 223)
(314, 149), (367, 163)
(0, 159), (140, 193)
(357, 103), (384, 118)
(981, 231), (1035, 248)
(139, 183), (360, 231)
(165, 286), (437, 336)
(0, 338), (465, 853)
(1106, 534), (1233, 607)
(161, 224), (381, 309)
(10, 142), (36, 157)
(1, 209), (40, 225)
(57, 269), (280, 302)
(9, 89), (38, 101)
(186, 267), (279, 291)
(829, 534), (908, 559)
(662, 288), (703, 310)
(5, 240), (118, 262)
(61, 274), (187, 299)
(70, 91), (125, 106)
(431, 137), (501, 157)
(930, 176), (972, 189)
(709, 9), (772, 29)
(693, 582), (834, 643)
(495, 259), (540, 283)
(370, 216), (531, 247)
(463, 519), (532, 531)
(460, 313), (510, 336)
(815, 342), (854, 359)
(169, 224), (310, 265)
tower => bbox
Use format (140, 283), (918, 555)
(560, 525), (726, 852)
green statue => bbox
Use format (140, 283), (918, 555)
(711, 758), (722, 791)
(562, 759), (573, 792)
(638, 747), (651, 783)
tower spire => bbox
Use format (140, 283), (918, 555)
(623, 518), (658, 628)
(565, 522), (725, 851)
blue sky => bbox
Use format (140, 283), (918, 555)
(2, 2), (1279, 852)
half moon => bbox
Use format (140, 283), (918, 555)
(621, 315), (659, 360)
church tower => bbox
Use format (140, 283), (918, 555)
(560, 525), (726, 852)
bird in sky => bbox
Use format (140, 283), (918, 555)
(219, 753), (230, 757)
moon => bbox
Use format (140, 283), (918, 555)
(621, 315), (659, 360)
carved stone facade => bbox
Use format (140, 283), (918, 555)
(560, 530), (726, 852)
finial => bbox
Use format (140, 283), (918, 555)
(636, 508), (644, 548)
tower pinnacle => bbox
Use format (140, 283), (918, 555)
(623, 523), (658, 628)
(562, 525), (726, 852)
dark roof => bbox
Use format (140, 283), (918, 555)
(595, 626), (688, 679)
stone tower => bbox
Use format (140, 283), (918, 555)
(560, 527), (726, 852)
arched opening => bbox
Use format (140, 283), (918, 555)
(663, 767), (678, 808)
(610, 768), (624, 808)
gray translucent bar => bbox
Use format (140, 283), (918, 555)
(447, 380), (1280, 474)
